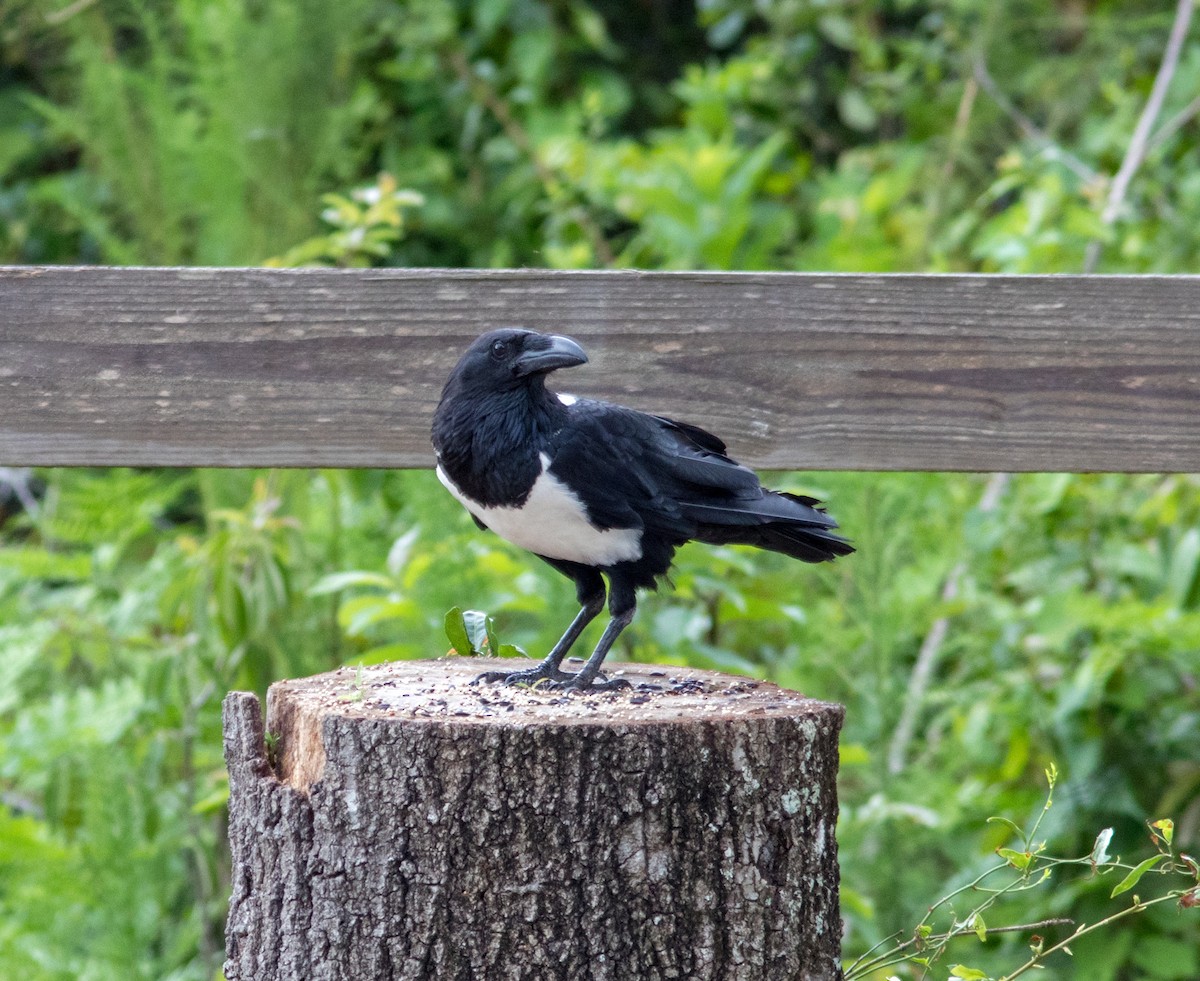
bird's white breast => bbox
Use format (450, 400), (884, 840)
(436, 454), (642, 567)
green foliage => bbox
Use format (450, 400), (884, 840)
(846, 769), (1200, 980)
(266, 173), (425, 268)
(3, 465), (1199, 978)
(441, 606), (526, 658)
(9, 0), (1200, 271)
(3, 0), (1200, 977)
(4, 0), (378, 264)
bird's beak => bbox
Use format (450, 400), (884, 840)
(513, 334), (588, 377)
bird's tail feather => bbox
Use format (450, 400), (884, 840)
(750, 522), (855, 562)
(693, 521), (853, 562)
(686, 490), (854, 563)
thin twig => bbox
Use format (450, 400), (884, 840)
(939, 75), (979, 189)
(999, 895), (1178, 980)
(847, 858), (1019, 977)
(973, 59), (1096, 183)
(886, 565), (959, 774)
(1084, 0), (1195, 272)
(1147, 92), (1200, 155)
(443, 48), (616, 267)
(888, 471), (1009, 774)
(925, 74), (979, 262)
(45, 0), (100, 25)
(0, 467), (40, 519)
(848, 918), (1075, 980)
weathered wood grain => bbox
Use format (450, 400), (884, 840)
(3, 265), (1199, 471)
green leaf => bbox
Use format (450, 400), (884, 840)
(1111, 855), (1165, 898)
(706, 11), (746, 49)
(338, 595), (408, 636)
(444, 607), (473, 656)
(0, 546), (92, 581)
(571, 3), (619, 56)
(837, 88), (878, 132)
(192, 785), (231, 815)
(839, 744), (871, 766)
(472, 0), (513, 40)
(1167, 528), (1200, 610)
(462, 609), (494, 654)
(949, 965), (991, 980)
(997, 848), (1033, 871)
(386, 528), (420, 577)
(817, 14), (857, 49)
(0, 623), (54, 716)
(1151, 819), (1174, 846)
(971, 912), (987, 942)
(987, 816), (1025, 840)
(309, 570), (395, 595)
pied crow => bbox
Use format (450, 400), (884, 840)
(432, 328), (853, 691)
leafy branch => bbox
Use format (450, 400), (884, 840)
(266, 173), (424, 268)
(846, 766), (1200, 980)
(441, 46), (617, 267)
(1083, 0), (1195, 272)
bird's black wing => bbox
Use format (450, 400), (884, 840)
(543, 400), (693, 539)
(545, 399), (850, 563)
(651, 412), (842, 533)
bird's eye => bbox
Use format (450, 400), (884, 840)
(490, 339), (508, 360)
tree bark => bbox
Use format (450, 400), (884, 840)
(223, 659), (844, 980)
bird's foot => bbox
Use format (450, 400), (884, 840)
(471, 664), (631, 692)
(538, 671), (632, 693)
(472, 664), (574, 687)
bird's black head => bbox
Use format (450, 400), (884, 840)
(445, 328), (588, 393)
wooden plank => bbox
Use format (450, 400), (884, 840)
(2, 265), (1199, 471)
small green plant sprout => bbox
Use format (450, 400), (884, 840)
(267, 173), (424, 268)
(443, 607), (525, 659)
(263, 730), (281, 770)
(845, 764), (1200, 981)
(337, 663), (367, 703)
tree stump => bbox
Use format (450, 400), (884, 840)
(223, 659), (845, 981)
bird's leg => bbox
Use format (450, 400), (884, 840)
(474, 573), (605, 686)
(549, 579), (637, 691)
(558, 605), (635, 691)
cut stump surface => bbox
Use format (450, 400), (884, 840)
(224, 658), (844, 981)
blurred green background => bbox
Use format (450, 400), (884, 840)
(1, 0), (1199, 978)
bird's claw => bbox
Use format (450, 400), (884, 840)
(546, 674), (632, 693)
(472, 665), (573, 687)
(472, 666), (631, 692)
